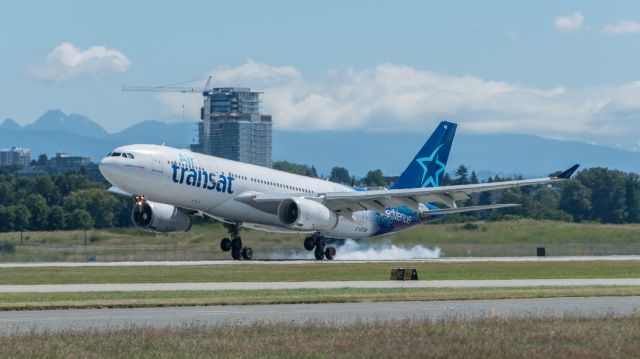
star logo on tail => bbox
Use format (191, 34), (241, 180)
(415, 144), (446, 187)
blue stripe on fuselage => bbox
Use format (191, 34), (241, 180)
(372, 202), (444, 236)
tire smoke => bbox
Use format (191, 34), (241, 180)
(334, 239), (441, 260)
(297, 239), (441, 260)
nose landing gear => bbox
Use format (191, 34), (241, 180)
(304, 233), (336, 261)
(220, 223), (253, 260)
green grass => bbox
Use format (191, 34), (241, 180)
(0, 220), (640, 262)
(2, 315), (639, 358)
(1, 219), (640, 261)
(394, 219), (640, 245)
(0, 286), (639, 311)
(0, 222), (307, 261)
(0, 261), (638, 285)
(4, 219), (640, 247)
(0, 222), (304, 247)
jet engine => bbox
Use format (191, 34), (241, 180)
(132, 200), (192, 232)
(278, 198), (338, 231)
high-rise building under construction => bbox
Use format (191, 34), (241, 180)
(191, 87), (272, 167)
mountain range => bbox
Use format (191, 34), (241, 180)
(2, 109), (640, 178)
(0, 110), (195, 161)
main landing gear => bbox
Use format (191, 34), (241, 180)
(304, 233), (336, 260)
(220, 223), (253, 260)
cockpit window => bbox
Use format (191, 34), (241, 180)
(107, 152), (112, 156)
(121, 153), (127, 158)
(126, 153), (134, 159)
(111, 152), (122, 157)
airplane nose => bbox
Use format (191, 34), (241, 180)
(99, 156), (114, 179)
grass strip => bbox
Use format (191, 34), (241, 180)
(0, 260), (638, 285)
(4, 219), (640, 246)
(1, 315), (639, 358)
(0, 286), (638, 311)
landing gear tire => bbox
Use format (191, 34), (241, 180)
(304, 237), (315, 251)
(325, 246), (336, 260)
(220, 238), (232, 252)
(314, 247), (325, 260)
(242, 247), (253, 260)
(224, 223), (252, 260)
(315, 237), (326, 250)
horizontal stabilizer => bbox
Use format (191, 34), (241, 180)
(419, 203), (520, 218)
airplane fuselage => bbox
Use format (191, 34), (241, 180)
(100, 144), (432, 239)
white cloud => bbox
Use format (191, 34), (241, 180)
(602, 20), (640, 35)
(554, 11), (584, 32)
(27, 42), (131, 82)
(158, 60), (640, 148)
(505, 30), (519, 41)
(210, 59), (300, 85)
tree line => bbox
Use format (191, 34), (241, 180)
(0, 170), (130, 232)
(0, 162), (638, 233)
(441, 165), (640, 224)
(273, 162), (387, 187)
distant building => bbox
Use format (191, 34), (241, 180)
(0, 147), (30, 167)
(46, 152), (103, 181)
(191, 87), (272, 167)
(47, 152), (91, 174)
(14, 167), (48, 178)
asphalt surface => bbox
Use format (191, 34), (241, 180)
(0, 296), (638, 333)
(0, 255), (638, 267)
(1, 278), (639, 293)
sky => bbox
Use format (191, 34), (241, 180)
(2, 1), (640, 150)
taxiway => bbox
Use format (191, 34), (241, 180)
(0, 296), (637, 333)
(0, 255), (638, 268)
(0, 278), (638, 293)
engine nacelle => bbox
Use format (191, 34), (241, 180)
(132, 201), (192, 233)
(278, 198), (338, 231)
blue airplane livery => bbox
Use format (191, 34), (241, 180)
(171, 161), (235, 194)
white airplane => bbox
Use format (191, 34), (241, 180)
(99, 121), (578, 260)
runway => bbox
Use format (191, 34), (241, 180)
(1, 278), (639, 293)
(0, 296), (637, 333)
(0, 255), (638, 268)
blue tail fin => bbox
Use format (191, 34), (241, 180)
(390, 121), (457, 189)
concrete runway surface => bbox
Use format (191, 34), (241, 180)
(1, 278), (639, 293)
(0, 255), (638, 268)
(0, 296), (638, 333)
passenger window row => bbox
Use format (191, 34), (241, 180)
(250, 177), (312, 193)
(165, 160), (313, 194)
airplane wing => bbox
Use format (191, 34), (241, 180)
(418, 203), (520, 217)
(235, 164), (579, 216)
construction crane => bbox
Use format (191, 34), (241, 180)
(122, 76), (212, 95)
(122, 76), (213, 121)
